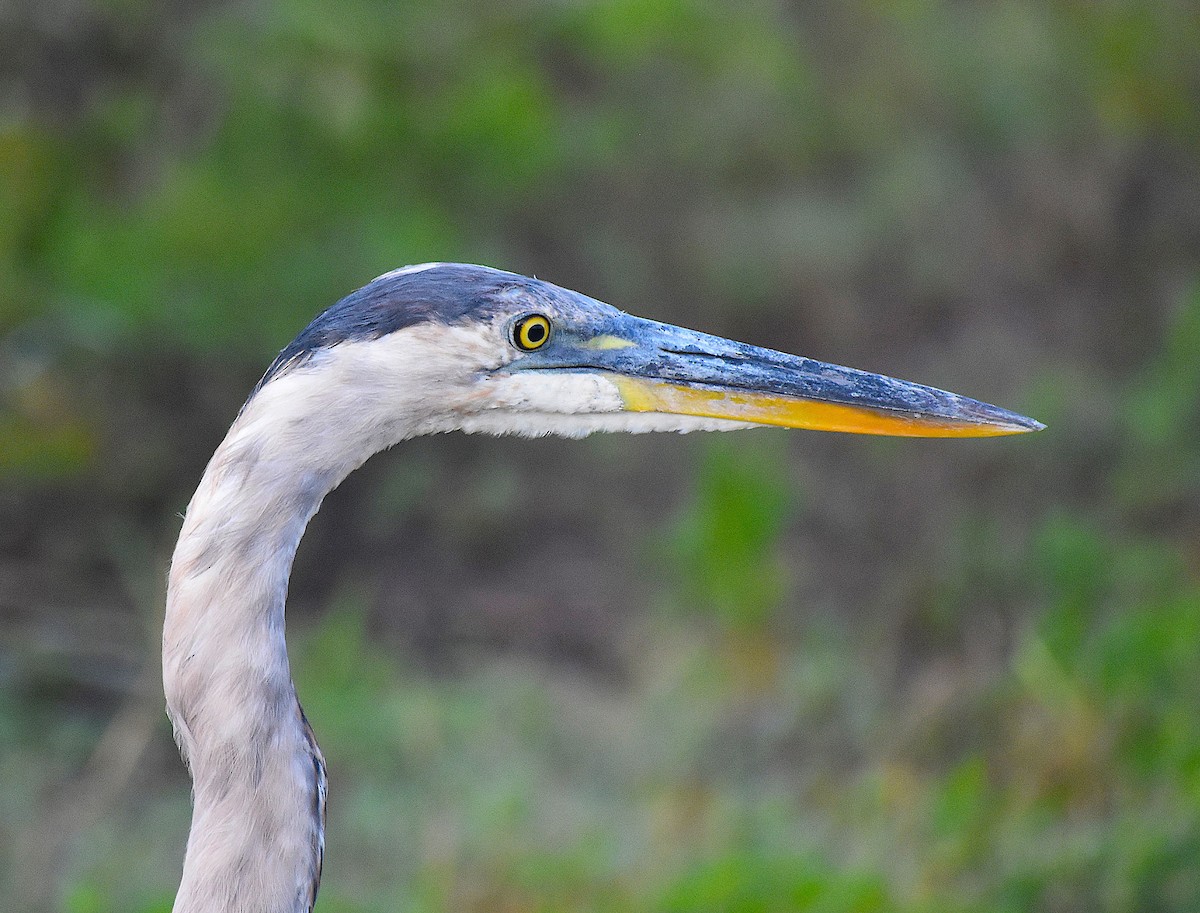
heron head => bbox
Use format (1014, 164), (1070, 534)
(249, 262), (1043, 446)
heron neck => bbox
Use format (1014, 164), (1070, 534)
(163, 410), (357, 913)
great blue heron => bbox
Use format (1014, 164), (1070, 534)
(163, 263), (1042, 912)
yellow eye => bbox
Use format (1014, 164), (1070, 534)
(513, 314), (552, 351)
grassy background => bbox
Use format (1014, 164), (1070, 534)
(2, 0), (1199, 910)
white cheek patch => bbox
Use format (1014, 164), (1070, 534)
(459, 409), (758, 438)
(462, 371), (758, 438)
(475, 371), (625, 416)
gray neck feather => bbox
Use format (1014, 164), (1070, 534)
(163, 406), (355, 913)
(162, 327), (467, 911)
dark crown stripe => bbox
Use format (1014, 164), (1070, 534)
(248, 264), (523, 399)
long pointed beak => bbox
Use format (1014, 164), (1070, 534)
(525, 314), (1044, 437)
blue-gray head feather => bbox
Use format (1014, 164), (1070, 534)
(253, 264), (517, 394)
(251, 263), (619, 402)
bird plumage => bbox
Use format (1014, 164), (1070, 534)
(164, 264), (1041, 912)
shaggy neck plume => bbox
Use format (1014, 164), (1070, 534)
(162, 378), (380, 913)
(162, 317), (491, 912)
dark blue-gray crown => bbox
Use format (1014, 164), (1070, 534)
(252, 263), (531, 394)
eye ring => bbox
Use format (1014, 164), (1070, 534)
(512, 313), (552, 351)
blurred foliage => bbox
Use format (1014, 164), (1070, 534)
(3, 0), (1200, 911)
(1117, 282), (1200, 514)
(667, 437), (795, 633)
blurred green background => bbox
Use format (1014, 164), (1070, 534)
(2, 0), (1199, 910)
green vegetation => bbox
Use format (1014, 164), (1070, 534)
(2, 0), (1199, 911)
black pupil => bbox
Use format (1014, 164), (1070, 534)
(526, 322), (546, 344)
